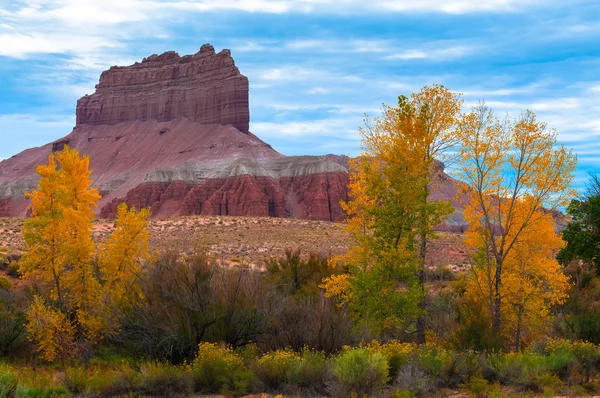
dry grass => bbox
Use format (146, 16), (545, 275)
(0, 215), (471, 270)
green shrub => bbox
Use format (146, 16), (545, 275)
(83, 365), (139, 396)
(461, 376), (488, 398)
(482, 352), (522, 384)
(6, 263), (19, 278)
(0, 367), (17, 398)
(139, 361), (193, 397)
(544, 346), (575, 378)
(546, 339), (600, 379)
(253, 349), (300, 391)
(98, 364), (139, 396)
(514, 354), (549, 390)
(13, 384), (68, 398)
(63, 367), (88, 394)
(390, 388), (416, 398)
(535, 372), (563, 396)
(440, 351), (481, 387)
(192, 342), (256, 395)
(287, 348), (328, 394)
(7, 366), (68, 398)
(414, 346), (449, 379)
(328, 348), (389, 397)
(366, 341), (414, 378)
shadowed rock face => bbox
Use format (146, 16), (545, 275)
(0, 45), (351, 222)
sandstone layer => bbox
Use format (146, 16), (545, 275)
(76, 44), (250, 133)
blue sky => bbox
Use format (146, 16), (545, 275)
(1, 0), (599, 190)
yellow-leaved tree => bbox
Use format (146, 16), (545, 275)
(322, 85), (460, 342)
(464, 202), (570, 351)
(99, 202), (151, 308)
(457, 104), (576, 349)
(19, 146), (150, 365)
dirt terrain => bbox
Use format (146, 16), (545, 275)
(0, 216), (471, 270)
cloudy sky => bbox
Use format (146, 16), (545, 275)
(1, 0), (599, 189)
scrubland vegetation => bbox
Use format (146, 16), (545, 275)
(2, 85), (600, 397)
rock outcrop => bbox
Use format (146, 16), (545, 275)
(0, 45), (351, 222)
(76, 44), (250, 133)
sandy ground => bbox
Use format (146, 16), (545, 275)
(0, 215), (471, 269)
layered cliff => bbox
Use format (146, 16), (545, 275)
(76, 44), (250, 133)
(0, 45), (350, 222)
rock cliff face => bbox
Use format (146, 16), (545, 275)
(0, 45), (351, 222)
(76, 44), (250, 133)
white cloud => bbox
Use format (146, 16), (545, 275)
(285, 38), (392, 53)
(462, 81), (550, 97)
(252, 118), (360, 139)
(306, 87), (329, 94)
(385, 45), (476, 61)
(0, 32), (118, 58)
(377, 0), (545, 13)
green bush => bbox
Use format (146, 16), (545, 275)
(6, 263), (19, 278)
(63, 367), (88, 394)
(439, 351), (481, 387)
(390, 388), (416, 398)
(414, 346), (449, 379)
(482, 352), (523, 384)
(514, 354), (549, 390)
(13, 385), (69, 398)
(253, 349), (300, 391)
(192, 342), (256, 395)
(461, 376), (488, 398)
(547, 339), (600, 379)
(0, 367), (17, 398)
(85, 364), (139, 396)
(366, 341), (414, 378)
(535, 372), (563, 396)
(328, 348), (389, 397)
(139, 361), (193, 397)
(287, 348), (328, 394)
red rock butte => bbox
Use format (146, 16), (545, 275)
(0, 44), (353, 222)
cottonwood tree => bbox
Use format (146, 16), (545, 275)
(463, 205), (569, 351)
(457, 104), (576, 347)
(19, 146), (150, 364)
(322, 85), (461, 342)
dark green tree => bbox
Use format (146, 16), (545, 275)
(558, 175), (600, 274)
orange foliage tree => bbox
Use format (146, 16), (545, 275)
(19, 146), (150, 364)
(457, 104), (576, 348)
(463, 204), (570, 351)
(322, 86), (460, 341)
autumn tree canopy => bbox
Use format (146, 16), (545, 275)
(20, 146), (150, 364)
(457, 104), (577, 349)
(322, 85), (460, 341)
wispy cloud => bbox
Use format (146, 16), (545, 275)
(385, 45), (475, 61)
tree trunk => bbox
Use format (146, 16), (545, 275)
(492, 260), (502, 338)
(416, 199), (428, 346)
(514, 304), (523, 352)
